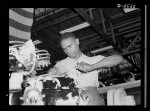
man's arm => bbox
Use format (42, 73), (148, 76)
(91, 54), (123, 70)
(48, 60), (68, 76)
(76, 54), (123, 72)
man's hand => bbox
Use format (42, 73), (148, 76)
(48, 67), (61, 76)
(75, 62), (93, 73)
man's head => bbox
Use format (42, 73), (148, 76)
(59, 32), (81, 59)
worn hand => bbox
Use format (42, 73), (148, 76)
(75, 62), (93, 73)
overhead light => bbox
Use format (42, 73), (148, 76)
(59, 22), (90, 34)
(90, 46), (113, 54)
(123, 8), (139, 13)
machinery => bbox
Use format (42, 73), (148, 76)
(9, 39), (89, 105)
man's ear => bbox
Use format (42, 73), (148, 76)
(75, 38), (79, 45)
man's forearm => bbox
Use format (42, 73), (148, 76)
(91, 54), (123, 70)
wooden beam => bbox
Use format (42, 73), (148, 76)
(74, 8), (123, 53)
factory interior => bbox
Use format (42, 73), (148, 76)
(9, 8), (143, 106)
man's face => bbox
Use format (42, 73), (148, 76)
(60, 37), (80, 59)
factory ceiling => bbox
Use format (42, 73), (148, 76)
(31, 8), (141, 63)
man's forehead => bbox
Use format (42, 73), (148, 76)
(61, 37), (76, 48)
(61, 37), (76, 42)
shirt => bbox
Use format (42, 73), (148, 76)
(55, 54), (105, 88)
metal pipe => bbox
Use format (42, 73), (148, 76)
(59, 22), (90, 34)
(118, 22), (141, 32)
(90, 46), (113, 53)
(99, 8), (107, 33)
(109, 22), (116, 44)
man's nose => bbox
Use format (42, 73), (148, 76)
(66, 48), (70, 53)
(66, 50), (70, 54)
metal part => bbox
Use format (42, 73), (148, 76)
(126, 32), (141, 51)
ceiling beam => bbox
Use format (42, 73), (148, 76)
(32, 8), (96, 33)
(34, 8), (68, 25)
(90, 46), (113, 53)
(34, 8), (58, 19)
(59, 22), (90, 34)
(73, 8), (123, 53)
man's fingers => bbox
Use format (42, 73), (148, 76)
(48, 68), (52, 75)
(48, 67), (60, 76)
(51, 68), (56, 75)
(76, 64), (87, 73)
(55, 68), (61, 75)
(53, 67), (58, 75)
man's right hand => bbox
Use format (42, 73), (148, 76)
(48, 67), (61, 76)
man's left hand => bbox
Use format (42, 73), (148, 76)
(75, 62), (93, 73)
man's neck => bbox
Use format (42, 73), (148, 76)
(73, 51), (83, 61)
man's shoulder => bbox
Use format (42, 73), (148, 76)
(82, 54), (105, 59)
(56, 57), (72, 64)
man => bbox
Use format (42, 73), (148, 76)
(48, 32), (123, 105)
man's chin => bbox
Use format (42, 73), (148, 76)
(68, 54), (75, 58)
